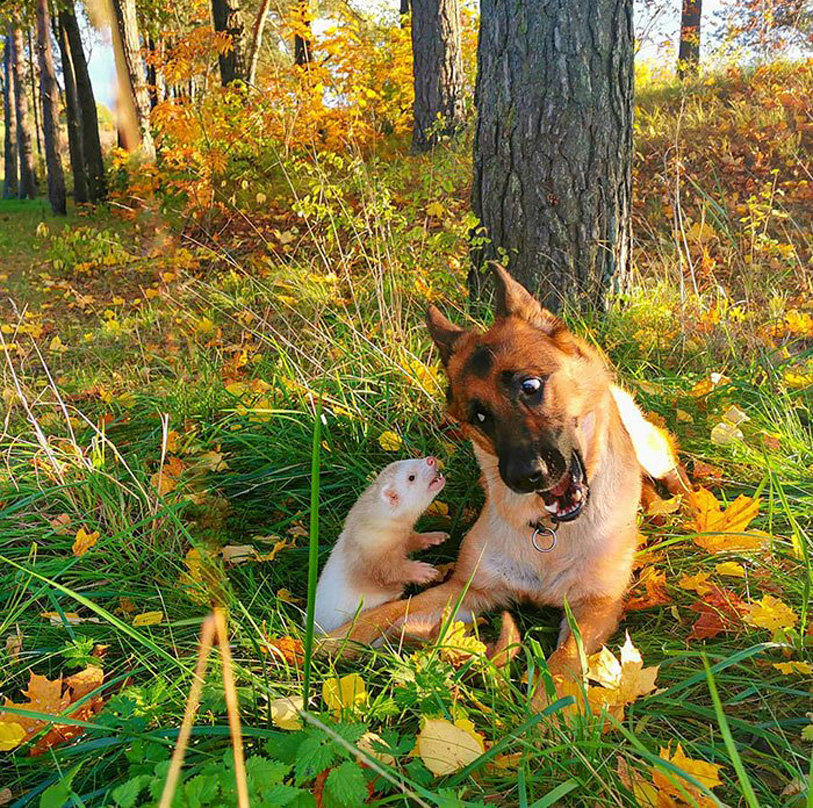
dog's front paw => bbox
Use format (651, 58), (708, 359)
(408, 562), (440, 585)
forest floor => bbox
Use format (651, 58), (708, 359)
(0, 62), (812, 807)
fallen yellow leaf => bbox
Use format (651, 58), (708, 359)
(269, 696), (303, 730)
(686, 489), (768, 553)
(647, 494), (682, 516)
(652, 743), (724, 807)
(744, 596), (798, 632)
(772, 661), (812, 675)
(357, 731), (395, 766)
(0, 722), (26, 751)
(323, 673), (367, 713)
(72, 527), (100, 557)
(715, 561), (746, 578)
(132, 611), (164, 628)
(415, 718), (484, 776)
(378, 430), (403, 452)
(678, 572), (714, 596)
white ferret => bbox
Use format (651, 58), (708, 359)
(314, 456), (448, 634)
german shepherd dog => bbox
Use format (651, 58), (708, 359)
(330, 266), (681, 708)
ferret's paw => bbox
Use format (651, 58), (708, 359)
(409, 562), (440, 585)
(417, 531), (449, 548)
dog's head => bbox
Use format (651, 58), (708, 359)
(427, 265), (608, 522)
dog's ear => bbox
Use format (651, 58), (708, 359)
(426, 305), (465, 365)
(492, 263), (563, 335)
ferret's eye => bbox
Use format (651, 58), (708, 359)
(408, 474), (415, 482)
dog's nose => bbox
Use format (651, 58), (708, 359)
(503, 456), (548, 493)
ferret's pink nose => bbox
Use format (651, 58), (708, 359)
(426, 456), (436, 466)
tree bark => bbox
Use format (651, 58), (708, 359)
(246, 0), (272, 85)
(212, 0), (246, 84)
(3, 32), (18, 199)
(110, 0), (155, 157)
(410, 0), (465, 152)
(470, 0), (634, 313)
(60, 7), (106, 201)
(677, 0), (702, 77)
(293, 0), (312, 66)
(56, 15), (88, 203)
(36, 0), (67, 214)
(10, 27), (36, 200)
(28, 29), (44, 163)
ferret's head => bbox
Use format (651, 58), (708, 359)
(378, 456), (445, 520)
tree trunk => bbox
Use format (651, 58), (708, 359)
(36, 0), (67, 214)
(61, 7), (106, 201)
(293, 0), (312, 66)
(110, 0), (155, 157)
(246, 0), (272, 85)
(677, 0), (702, 78)
(10, 27), (36, 200)
(410, 0), (465, 152)
(212, 0), (246, 84)
(57, 15), (88, 203)
(3, 32), (18, 199)
(28, 29), (44, 164)
(470, 0), (634, 314)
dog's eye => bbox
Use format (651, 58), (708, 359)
(521, 377), (544, 396)
(408, 474), (415, 482)
(475, 410), (488, 424)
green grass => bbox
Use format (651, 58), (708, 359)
(1, 67), (812, 807)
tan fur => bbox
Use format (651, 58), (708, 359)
(325, 267), (679, 706)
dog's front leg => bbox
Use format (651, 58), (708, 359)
(531, 595), (624, 710)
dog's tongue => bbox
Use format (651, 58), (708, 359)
(550, 474), (571, 497)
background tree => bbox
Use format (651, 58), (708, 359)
(10, 26), (36, 199)
(410, 0), (464, 152)
(3, 32), (18, 198)
(212, 0), (246, 84)
(470, 0), (634, 313)
(36, 0), (66, 214)
(111, 0), (155, 156)
(678, 0), (702, 77)
(27, 29), (44, 164)
(56, 13), (88, 203)
(246, 0), (273, 85)
(60, 7), (106, 201)
(293, 0), (312, 65)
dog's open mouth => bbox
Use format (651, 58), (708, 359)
(538, 452), (588, 522)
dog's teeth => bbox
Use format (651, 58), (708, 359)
(545, 503), (559, 514)
(572, 489), (582, 502)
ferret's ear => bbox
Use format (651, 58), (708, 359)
(380, 485), (400, 509)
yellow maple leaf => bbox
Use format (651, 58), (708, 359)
(415, 717), (484, 776)
(744, 595), (798, 632)
(678, 572), (714, 596)
(647, 494), (682, 516)
(588, 633), (660, 707)
(425, 500), (449, 517)
(715, 561), (746, 578)
(277, 588), (302, 604)
(772, 661), (812, 675)
(378, 430), (403, 452)
(1, 672), (70, 743)
(132, 611), (164, 628)
(269, 696), (303, 730)
(686, 489), (768, 553)
(652, 743), (724, 807)
(323, 673), (368, 714)
(72, 527), (100, 557)
(436, 621), (487, 666)
(426, 201), (445, 218)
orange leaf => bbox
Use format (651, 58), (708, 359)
(626, 567), (670, 611)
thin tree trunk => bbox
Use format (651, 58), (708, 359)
(246, 0), (272, 85)
(10, 27), (36, 200)
(57, 15), (88, 203)
(677, 0), (702, 77)
(212, 0), (246, 84)
(470, 0), (634, 313)
(410, 0), (465, 152)
(28, 29), (44, 163)
(293, 0), (312, 66)
(61, 7), (106, 201)
(110, 0), (155, 157)
(400, 0), (411, 14)
(3, 32), (18, 199)
(36, 0), (66, 214)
